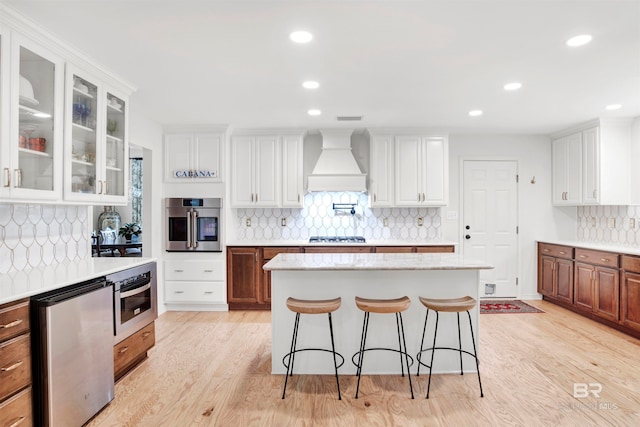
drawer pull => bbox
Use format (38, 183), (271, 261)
(175, 291), (184, 294)
(1, 359), (23, 372)
(203, 269), (213, 273)
(118, 346), (129, 354)
(8, 416), (26, 427)
(579, 255), (587, 258)
(174, 269), (184, 273)
(559, 251), (566, 255)
(601, 258), (609, 262)
(142, 332), (152, 338)
(0, 319), (23, 329)
(543, 249), (550, 252)
(204, 291), (214, 294)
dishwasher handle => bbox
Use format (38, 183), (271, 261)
(31, 277), (108, 306)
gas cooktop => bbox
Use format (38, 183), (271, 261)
(308, 236), (366, 243)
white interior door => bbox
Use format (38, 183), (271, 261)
(463, 160), (518, 298)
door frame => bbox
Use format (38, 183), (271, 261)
(459, 156), (520, 299)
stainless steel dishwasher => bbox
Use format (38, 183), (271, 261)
(31, 277), (114, 427)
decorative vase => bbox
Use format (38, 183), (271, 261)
(98, 206), (121, 232)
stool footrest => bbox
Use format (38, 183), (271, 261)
(416, 347), (479, 369)
(283, 348), (345, 370)
(352, 348), (415, 368)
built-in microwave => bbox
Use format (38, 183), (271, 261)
(165, 198), (222, 252)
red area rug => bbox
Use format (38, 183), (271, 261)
(480, 300), (543, 314)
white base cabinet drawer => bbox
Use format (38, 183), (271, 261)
(164, 260), (224, 281)
(165, 281), (225, 303)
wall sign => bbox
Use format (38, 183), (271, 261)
(174, 170), (218, 178)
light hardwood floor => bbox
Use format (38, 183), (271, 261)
(87, 300), (640, 426)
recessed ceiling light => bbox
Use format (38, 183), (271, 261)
(566, 34), (592, 47)
(290, 31), (313, 43)
(468, 110), (483, 117)
(302, 81), (319, 89)
(308, 109), (321, 116)
(504, 82), (522, 91)
(605, 104), (622, 110)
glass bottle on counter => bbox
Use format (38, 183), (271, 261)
(97, 206), (121, 232)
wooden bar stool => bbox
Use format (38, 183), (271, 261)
(282, 297), (344, 400)
(353, 296), (414, 399)
(416, 296), (483, 398)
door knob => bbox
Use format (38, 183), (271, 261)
(465, 235), (471, 240)
(465, 225), (470, 230)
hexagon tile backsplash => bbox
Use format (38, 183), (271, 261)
(235, 192), (442, 241)
(578, 205), (640, 247)
(0, 203), (90, 274)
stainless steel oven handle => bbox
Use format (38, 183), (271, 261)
(120, 283), (151, 298)
(186, 211), (192, 248)
(192, 210), (199, 248)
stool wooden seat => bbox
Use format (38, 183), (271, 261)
(282, 297), (343, 400)
(287, 297), (342, 314)
(353, 296), (414, 399)
(416, 295), (483, 399)
(355, 296), (411, 313)
(419, 296), (476, 312)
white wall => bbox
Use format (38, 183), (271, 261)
(445, 134), (577, 299)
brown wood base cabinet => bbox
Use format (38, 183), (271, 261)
(538, 242), (637, 338)
(227, 244), (455, 310)
(114, 322), (155, 381)
(0, 298), (33, 427)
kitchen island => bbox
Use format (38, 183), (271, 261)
(264, 252), (493, 375)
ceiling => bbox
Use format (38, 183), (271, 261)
(4, 0), (640, 134)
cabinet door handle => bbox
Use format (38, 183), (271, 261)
(593, 189), (597, 198)
(297, 194), (300, 203)
(105, 180), (109, 195)
(373, 193), (377, 202)
(1, 359), (23, 372)
(118, 346), (129, 354)
(0, 319), (23, 329)
(3, 168), (9, 187)
(14, 169), (22, 188)
(417, 193), (421, 202)
(8, 416), (26, 427)
(422, 193), (426, 202)
(255, 193), (258, 202)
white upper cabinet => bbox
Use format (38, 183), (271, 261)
(164, 132), (223, 182)
(230, 135), (280, 207)
(63, 65), (129, 204)
(281, 134), (303, 207)
(1, 33), (64, 201)
(552, 132), (582, 205)
(369, 133), (394, 207)
(552, 119), (633, 206)
(395, 135), (448, 206)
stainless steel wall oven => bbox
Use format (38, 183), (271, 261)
(109, 262), (158, 344)
(165, 197), (222, 252)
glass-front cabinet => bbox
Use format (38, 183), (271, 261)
(1, 33), (63, 200)
(64, 65), (127, 204)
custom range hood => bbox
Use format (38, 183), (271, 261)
(307, 129), (367, 192)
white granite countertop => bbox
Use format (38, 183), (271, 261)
(263, 252), (493, 271)
(227, 240), (458, 247)
(0, 257), (157, 305)
(538, 240), (640, 257)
